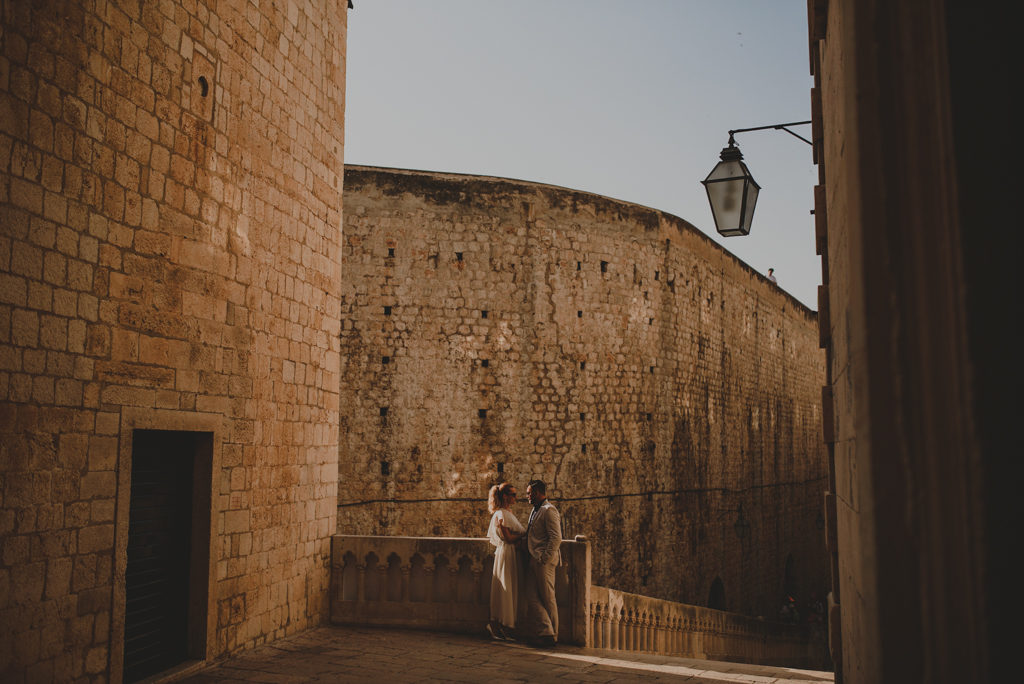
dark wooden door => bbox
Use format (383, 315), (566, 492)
(123, 430), (196, 682)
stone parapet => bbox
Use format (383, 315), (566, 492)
(590, 585), (824, 668)
(330, 534), (591, 646)
(330, 535), (825, 667)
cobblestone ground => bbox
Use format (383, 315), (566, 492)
(180, 626), (835, 683)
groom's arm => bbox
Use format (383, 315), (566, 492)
(539, 507), (562, 565)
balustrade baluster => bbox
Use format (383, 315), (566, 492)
(424, 563), (435, 603)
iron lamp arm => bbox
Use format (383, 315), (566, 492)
(726, 120), (812, 146)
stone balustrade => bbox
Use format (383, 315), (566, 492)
(330, 534), (591, 645)
(330, 535), (823, 667)
(589, 585), (823, 667)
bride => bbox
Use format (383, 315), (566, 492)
(486, 482), (525, 640)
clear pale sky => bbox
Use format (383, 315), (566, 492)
(344, 1), (819, 308)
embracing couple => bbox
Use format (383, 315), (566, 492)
(485, 479), (562, 648)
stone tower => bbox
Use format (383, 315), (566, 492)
(1, 1), (347, 680)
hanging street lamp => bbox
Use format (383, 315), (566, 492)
(702, 137), (760, 237)
(702, 121), (812, 238)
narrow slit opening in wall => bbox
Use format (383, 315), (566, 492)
(383, 306), (392, 316)
(577, 310), (582, 318)
(649, 318), (654, 325)
(580, 413), (585, 421)
(387, 247), (395, 258)
(381, 461), (390, 476)
(382, 356), (390, 365)
(581, 444), (587, 454)
(650, 366), (655, 374)
(580, 362), (585, 370)
(481, 310), (488, 318)
(478, 409), (487, 419)
(481, 359), (489, 368)
(576, 261), (581, 271)
(646, 413), (653, 421)
(655, 271), (659, 281)
(601, 261), (608, 273)
(497, 462), (504, 474)
(125, 429), (212, 682)
(380, 407), (388, 417)
(456, 252), (463, 262)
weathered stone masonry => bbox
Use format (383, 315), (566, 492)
(1, 1), (346, 681)
(338, 166), (827, 618)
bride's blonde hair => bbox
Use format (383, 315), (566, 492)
(488, 482), (514, 513)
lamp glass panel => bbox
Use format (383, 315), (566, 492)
(742, 182), (759, 232)
(705, 177), (746, 232)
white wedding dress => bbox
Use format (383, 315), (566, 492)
(487, 508), (525, 628)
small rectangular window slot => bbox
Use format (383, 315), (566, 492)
(384, 306), (392, 316)
(646, 413), (653, 421)
(601, 261), (608, 273)
(456, 252), (463, 262)
(648, 317), (654, 325)
(478, 409), (487, 419)
(580, 412), (585, 421)
(649, 366), (654, 374)
(577, 310), (582, 318)
(654, 271), (659, 280)
(382, 356), (390, 365)
(387, 247), (395, 258)
(381, 461), (390, 476)
(581, 444), (587, 454)
(576, 261), (581, 271)
(579, 362), (586, 370)
(379, 407), (388, 417)
(481, 359), (489, 368)
(481, 310), (488, 318)
(497, 462), (504, 473)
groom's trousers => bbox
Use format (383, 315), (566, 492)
(525, 558), (558, 639)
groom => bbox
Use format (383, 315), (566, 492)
(523, 479), (562, 647)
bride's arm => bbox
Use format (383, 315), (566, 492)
(497, 518), (524, 543)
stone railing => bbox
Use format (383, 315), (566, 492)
(330, 534), (591, 645)
(330, 535), (823, 667)
(589, 585), (822, 667)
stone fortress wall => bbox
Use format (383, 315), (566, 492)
(1, 1), (346, 680)
(338, 166), (828, 618)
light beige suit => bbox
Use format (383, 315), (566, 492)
(524, 500), (562, 640)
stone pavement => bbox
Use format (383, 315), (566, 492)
(179, 625), (835, 683)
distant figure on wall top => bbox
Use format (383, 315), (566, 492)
(767, 267), (777, 284)
(486, 482), (524, 640)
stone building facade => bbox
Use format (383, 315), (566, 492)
(338, 166), (828, 618)
(1, 1), (347, 681)
(808, 2), (1011, 681)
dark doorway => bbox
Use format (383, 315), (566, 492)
(784, 553), (797, 598)
(708, 576), (726, 610)
(124, 430), (212, 682)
